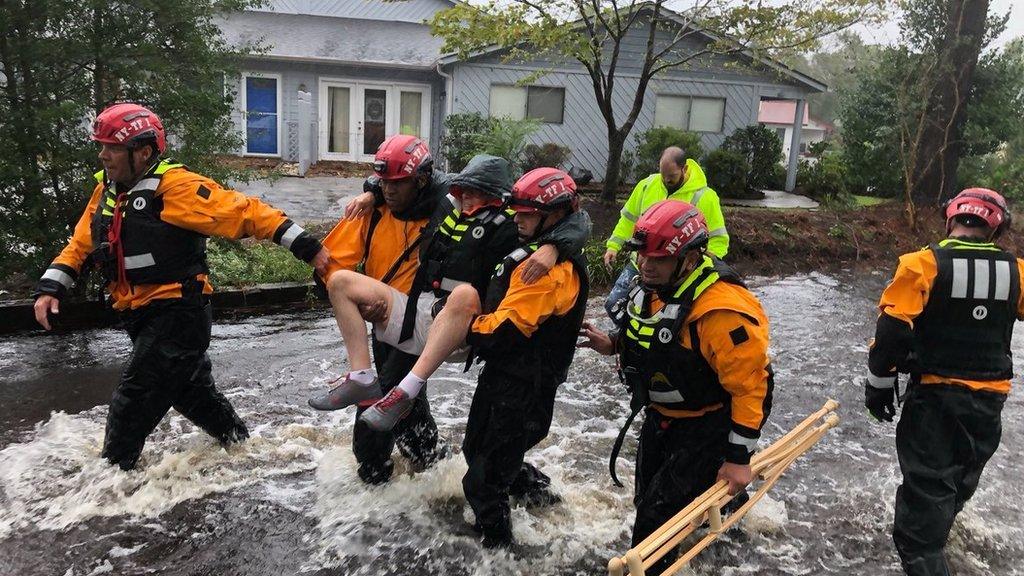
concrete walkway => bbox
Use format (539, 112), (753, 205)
(231, 176), (365, 225)
(722, 189), (819, 209)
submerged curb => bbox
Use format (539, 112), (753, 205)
(0, 282), (322, 335)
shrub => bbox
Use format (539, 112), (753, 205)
(766, 163), (788, 190)
(797, 155), (854, 208)
(807, 140), (831, 157)
(207, 238), (313, 287)
(441, 113), (493, 172)
(522, 142), (571, 172)
(471, 116), (540, 173)
(633, 126), (705, 175)
(720, 125), (784, 191)
(703, 149), (750, 199)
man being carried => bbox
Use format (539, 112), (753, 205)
(364, 168), (589, 548)
(309, 148), (589, 481)
(579, 199), (772, 572)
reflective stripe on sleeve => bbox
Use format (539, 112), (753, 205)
(41, 268), (75, 288)
(728, 431), (758, 451)
(280, 223), (305, 249)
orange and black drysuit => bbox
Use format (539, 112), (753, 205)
(33, 159), (323, 470)
(317, 172), (449, 485)
(461, 236), (590, 548)
(611, 256), (773, 563)
(868, 237), (1024, 576)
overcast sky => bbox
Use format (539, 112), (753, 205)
(850, 0), (1023, 49)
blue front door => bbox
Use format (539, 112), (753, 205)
(246, 77), (278, 155)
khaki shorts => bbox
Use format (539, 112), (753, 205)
(373, 289), (470, 362)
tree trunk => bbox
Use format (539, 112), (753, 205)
(601, 130), (627, 204)
(910, 0), (989, 206)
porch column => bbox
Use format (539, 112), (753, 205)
(785, 98), (805, 192)
(297, 89), (312, 177)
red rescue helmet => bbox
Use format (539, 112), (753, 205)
(625, 200), (709, 258)
(508, 167), (579, 214)
(373, 135), (433, 181)
(91, 103), (166, 154)
(944, 188), (1011, 238)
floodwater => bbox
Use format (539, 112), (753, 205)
(1, 272), (1022, 576)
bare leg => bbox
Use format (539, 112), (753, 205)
(409, 284), (481, 380)
(326, 270), (396, 371)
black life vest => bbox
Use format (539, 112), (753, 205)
(89, 160), (208, 286)
(477, 243), (590, 384)
(398, 197), (515, 343)
(418, 198), (515, 296)
(616, 255), (750, 412)
(914, 238), (1020, 380)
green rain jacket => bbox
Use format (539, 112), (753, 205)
(606, 158), (729, 258)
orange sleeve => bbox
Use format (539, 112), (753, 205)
(470, 261), (580, 341)
(1017, 259), (1024, 319)
(319, 215), (370, 282)
(878, 251), (936, 326)
(52, 184), (103, 274)
(157, 170), (288, 240)
(155, 169), (322, 262)
(695, 308), (772, 434)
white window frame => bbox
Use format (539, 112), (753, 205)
(316, 78), (432, 162)
(653, 94), (727, 134)
(488, 84), (565, 124)
(241, 72), (283, 158)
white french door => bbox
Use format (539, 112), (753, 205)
(319, 80), (431, 162)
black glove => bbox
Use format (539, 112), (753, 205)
(864, 380), (896, 422)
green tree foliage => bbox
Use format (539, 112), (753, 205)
(837, 32), (1024, 198)
(786, 32), (882, 125)
(720, 125), (784, 191)
(430, 0), (885, 203)
(0, 0), (261, 281)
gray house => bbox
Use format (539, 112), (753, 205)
(219, 0), (452, 163)
(219, 1), (825, 190)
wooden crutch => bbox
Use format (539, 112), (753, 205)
(607, 399), (840, 576)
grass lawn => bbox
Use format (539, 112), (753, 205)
(853, 195), (890, 207)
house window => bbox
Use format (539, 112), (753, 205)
(489, 85), (565, 124)
(653, 95), (726, 133)
(243, 74), (281, 156)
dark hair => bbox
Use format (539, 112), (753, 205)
(953, 214), (988, 229)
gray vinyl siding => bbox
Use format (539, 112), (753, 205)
(452, 15), (816, 177)
(449, 62), (772, 178)
(230, 59), (445, 161)
(256, 0), (454, 23)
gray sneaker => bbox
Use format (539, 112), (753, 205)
(359, 388), (414, 431)
(308, 374), (381, 411)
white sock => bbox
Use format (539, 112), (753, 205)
(397, 373), (427, 398)
(348, 368), (377, 386)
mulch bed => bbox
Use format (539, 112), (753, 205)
(581, 197), (1024, 277)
